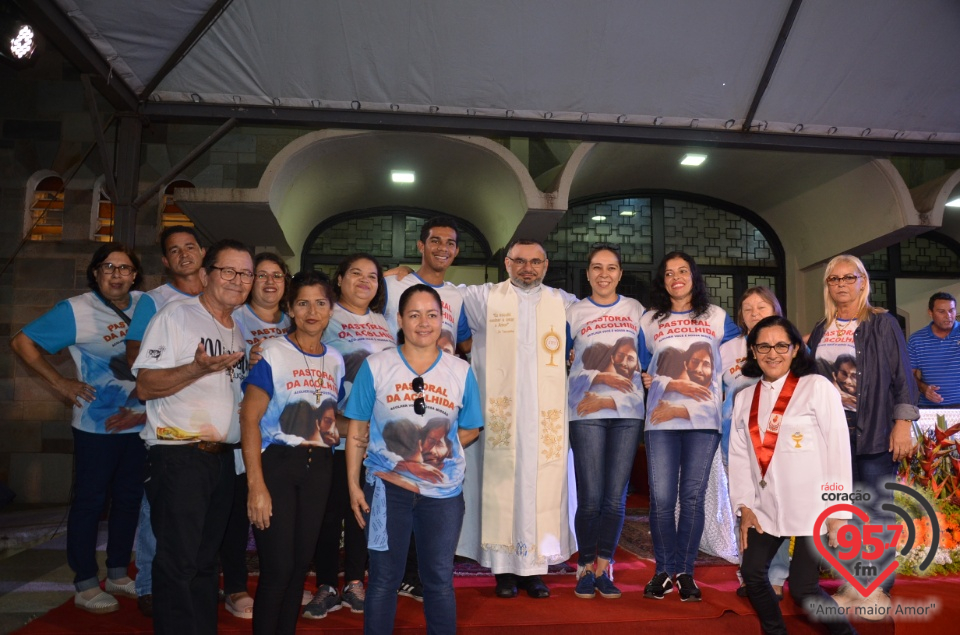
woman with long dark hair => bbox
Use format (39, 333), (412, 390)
(11, 242), (145, 613)
(303, 253), (395, 619)
(566, 244), (645, 599)
(240, 271), (344, 634)
(730, 315), (855, 635)
(639, 251), (739, 601)
(345, 283), (482, 635)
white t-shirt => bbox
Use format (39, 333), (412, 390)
(640, 306), (737, 432)
(814, 318), (858, 412)
(383, 273), (471, 351)
(566, 295), (645, 420)
(133, 296), (245, 445)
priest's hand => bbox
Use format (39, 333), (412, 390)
(739, 507), (763, 552)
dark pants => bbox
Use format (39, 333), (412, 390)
(219, 469), (250, 595)
(146, 444), (235, 635)
(849, 443), (898, 594)
(313, 451), (367, 588)
(252, 445), (332, 635)
(69, 428), (145, 590)
(742, 530), (856, 635)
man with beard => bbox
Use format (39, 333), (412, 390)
(455, 238), (577, 599)
(125, 225), (206, 616)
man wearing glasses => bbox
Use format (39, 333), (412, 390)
(455, 238), (577, 599)
(133, 239), (254, 635)
(124, 225), (205, 617)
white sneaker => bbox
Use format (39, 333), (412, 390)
(75, 589), (119, 614)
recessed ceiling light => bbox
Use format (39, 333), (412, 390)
(680, 154), (707, 166)
(391, 170), (415, 184)
(947, 197), (960, 208)
(591, 215), (607, 222)
(619, 207), (635, 217)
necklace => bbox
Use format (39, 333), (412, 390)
(294, 331), (326, 404)
(200, 295), (237, 382)
(834, 313), (855, 338)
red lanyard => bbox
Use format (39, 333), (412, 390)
(748, 372), (800, 488)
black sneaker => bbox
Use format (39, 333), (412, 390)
(676, 574), (702, 602)
(398, 578), (424, 602)
(643, 572), (674, 599)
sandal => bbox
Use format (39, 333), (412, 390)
(226, 592), (254, 619)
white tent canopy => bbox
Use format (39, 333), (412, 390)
(28, 0), (960, 152)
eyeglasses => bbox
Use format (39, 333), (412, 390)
(506, 256), (546, 267)
(210, 266), (255, 283)
(826, 274), (861, 286)
(753, 342), (794, 354)
(98, 263), (136, 276)
(412, 375), (426, 415)
(255, 271), (287, 281)
(591, 242), (621, 252)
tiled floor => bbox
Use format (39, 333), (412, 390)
(0, 505), (74, 633)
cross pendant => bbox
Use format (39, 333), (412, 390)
(315, 388), (323, 405)
(759, 479), (767, 489)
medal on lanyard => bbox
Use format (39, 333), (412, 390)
(748, 372), (800, 488)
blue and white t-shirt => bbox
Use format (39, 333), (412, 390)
(813, 318), (858, 412)
(322, 304), (396, 411)
(719, 335), (756, 462)
(126, 283), (195, 343)
(639, 306), (739, 432)
(343, 347), (483, 498)
(383, 273), (471, 352)
(243, 335), (345, 449)
(233, 303), (291, 377)
(22, 291), (144, 434)
(566, 295), (645, 420)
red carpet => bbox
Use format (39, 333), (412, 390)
(14, 549), (958, 634)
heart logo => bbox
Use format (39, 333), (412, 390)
(813, 504), (899, 598)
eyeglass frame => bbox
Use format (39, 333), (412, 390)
(209, 266), (256, 283)
(98, 262), (136, 277)
(752, 342), (794, 354)
(505, 256), (547, 267)
(255, 271), (288, 281)
(825, 274), (861, 286)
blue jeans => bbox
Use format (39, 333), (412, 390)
(570, 417), (642, 565)
(362, 480), (464, 635)
(69, 428), (145, 591)
(135, 494), (156, 596)
(645, 429), (719, 576)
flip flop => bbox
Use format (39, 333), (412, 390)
(226, 593), (254, 619)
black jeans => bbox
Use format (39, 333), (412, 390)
(219, 469), (250, 595)
(742, 529), (856, 635)
(146, 444), (235, 635)
(252, 444), (333, 635)
(313, 451), (367, 588)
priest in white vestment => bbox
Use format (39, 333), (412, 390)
(455, 239), (578, 598)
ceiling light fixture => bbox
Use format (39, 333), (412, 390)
(619, 207), (635, 217)
(592, 215), (607, 222)
(947, 197), (960, 208)
(680, 154), (707, 166)
(391, 170), (415, 184)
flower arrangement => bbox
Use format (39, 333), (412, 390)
(895, 415), (960, 575)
